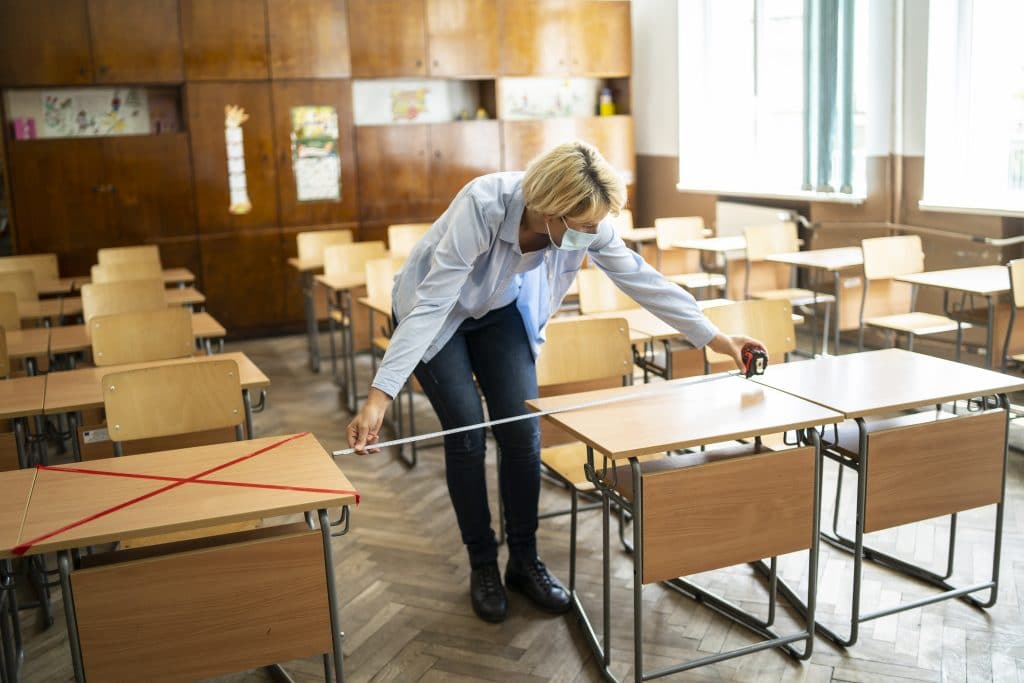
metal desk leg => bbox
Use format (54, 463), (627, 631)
(13, 419), (28, 469)
(630, 458), (643, 682)
(302, 272), (322, 373)
(67, 412), (82, 463)
(342, 290), (358, 413)
(319, 509), (346, 683)
(986, 296), (996, 369)
(243, 389), (254, 440)
(833, 272), (842, 354)
(58, 551), (85, 683)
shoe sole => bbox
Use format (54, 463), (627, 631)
(505, 577), (571, 615)
(472, 602), (508, 623)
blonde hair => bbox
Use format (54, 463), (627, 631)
(522, 141), (626, 223)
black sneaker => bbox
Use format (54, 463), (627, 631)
(470, 563), (508, 623)
(504, 556), (570, 614)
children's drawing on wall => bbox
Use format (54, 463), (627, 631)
(391, 88), (428, 121)
(40, 88), (149, 137)
(291, 105), (341, 202)
(225, 105), (253, 216)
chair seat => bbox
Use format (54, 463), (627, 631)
(328, 310), (351, 326)
(666, 272), (727, 290)
(829, 409), (957, 458)
(541, 442), (597, 491)
(372, 336), (390, 353)
(752, 288), (836, 307)
(865, 311), (970, 335)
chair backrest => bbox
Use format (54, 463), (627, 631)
(0, 254), (59, 283)
(1009, 259), (1024, 309)
(0, 270), (38, 303)
(364, 257), (404, 303)
(0, 291), (21, 332)
(861, 235), (924, 280)
(608, 209), (634, 234)
(103, 359), (244, 443)
(97, 245), (162, 268)
(323, 241), (388, 278)
(0, 328), (9, 379)
(743, 222), (800, 262)
(576, 268), (639, 314)
(296, 228), (354, 263)
(81, 279), (167, 323)
(90, 308), (194, 367)
(387, 223), (431, 259)
(703, 299), (795, 365)
(654, 216), (705, 251)
(91, 260), (164, 284)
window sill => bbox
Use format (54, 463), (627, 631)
(676, 184), (867, 205)
(918, 201), (1024, 219)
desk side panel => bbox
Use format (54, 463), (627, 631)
(641, 446), (814, 584)
(864, 409), (1005, 533)
(72, 529), (332, 682)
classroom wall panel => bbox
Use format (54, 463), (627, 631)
(199, 230), (286, 331)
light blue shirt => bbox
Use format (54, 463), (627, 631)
(370, 172), (720, 398)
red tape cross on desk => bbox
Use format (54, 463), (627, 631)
(13, 433), (360, 556)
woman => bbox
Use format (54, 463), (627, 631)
(348, 141), (763, 623)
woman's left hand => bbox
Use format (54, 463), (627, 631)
(706, 333), (768, 373)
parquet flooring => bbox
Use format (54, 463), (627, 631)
(15, 331), (1024, 682)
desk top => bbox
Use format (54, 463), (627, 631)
(753, 348), (1024, 418)
(673, 236), (747, 253)
(165, 286), (206, 307)
(49, 312), (227, 355)
(0, 468), (37, 559)
(37, 278), (76, 297)
(356, 296), (392, 317)
(315, 272), (367, 292)
(71, 268), (196, 289)
(578, 299), (734, 344)
(895, 265), (1010, 297)
(0, 375), (46, 420)
(527, 374), (842, 459)
(18, 298), (63, 321)
(43, 351), (269, 414)
(287, 257), (324, 273)
(5, 328), (50, 360)
(765, 247), (864, 272)
(618, 227), (657, 243)
(7, 433), (357, 557)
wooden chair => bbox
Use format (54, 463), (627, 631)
(90, 260), (163, 284)
(97, 245), (161, 267)
(743, 222), (834, 355)
(0, 291), (21, 332)
(0, 254), (59, 284)
(858, 235), (966, 357)
(296, 228), (354, 263)
(101, 359), (257, 546)
(90, 308), (194, 367)
(576, 268), (639, 314)
(81, 279), (166, 324)
(654, 217), (726, 294)
(703, 299), (796, 373)
(386, 223), (431, 259)
(0, 270), (38, 304)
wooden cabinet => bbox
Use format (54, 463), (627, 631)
(356, 124), (431, 221)
(569, 1), (631, 76)
(88, 0), (184, 83)
(501, 118), (576, 171)
(426, 0), (498, 77)
(0, 0), (93, 85)
(348, 0), (427, 77)
(498, 0), (569, 76)
(199, 230), (286, 331)
(187, 82), (278, 232)
(268, 0), (351, 78)
(575, 115), (635, 184)
(181, 0), (269, 80)
(429, 120), (501, 210)
(272, 79), (359, 226)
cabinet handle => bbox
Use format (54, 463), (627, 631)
(99, 65), (109, 74)
(415, 59), (423, 68)
(79, 66), (87, 76)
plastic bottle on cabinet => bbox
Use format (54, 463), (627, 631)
(599, 88), (616, 116)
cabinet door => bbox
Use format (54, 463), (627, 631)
(181, 0), (269, 80)
(501, 118), (576, 171)
(426, 0), (498, 77)
(355, 124), (431, 221)
(272, 79), (359, 226)
(568, 0), (631, 76)
(88, 0), (184, 83)
(575, 115), (635, 186)
(429, 121), (500, 209)
(268, 0), (351, 78)
(102, 134), (197, 243)
(187, 82), (279, 232)
(199, 229), (286, 330)
(348, 0), (427, 77)
(8, 139), (108, 273)
(498, 0), (568, 76)
(0, 1), (93, 85)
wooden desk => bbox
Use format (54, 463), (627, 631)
(70, 268), (197, 291)
(0, 468), (36, 558)
(37, 278), (77, 298)
(164, 286), (206, 308)
(288, 258), (328, 373)
(6, 328), (50, 374)
(895, 265), (1010, 368)
(43, 352), (269, 457)
(752, 348), (1023, 646)
(316, 273), (370, 413)
(5, 433), (353, 682)
(49, 312), (228, 358)
(527, 376), (841, 679)
(0, 375), (46, 469)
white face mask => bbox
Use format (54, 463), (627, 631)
(546, 216), (599, 251)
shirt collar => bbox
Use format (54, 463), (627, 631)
(498, 183), (526, 245)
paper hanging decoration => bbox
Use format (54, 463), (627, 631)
(224, 105), (252, 215)
(290, 105), (341, 202)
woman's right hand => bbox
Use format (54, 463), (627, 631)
(347, 387), (393, 453)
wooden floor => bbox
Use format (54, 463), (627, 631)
(17, 331), (1024, 682)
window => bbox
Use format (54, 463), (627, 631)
(677, 0), (868, 201)
(922, 0), (1024, 215)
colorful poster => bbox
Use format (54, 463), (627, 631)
(225, 105), (252, 215)
(290, 105), (341, 202)
(40, 88), (149, 137)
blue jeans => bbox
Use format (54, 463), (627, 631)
(412, 302), (541, 568)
